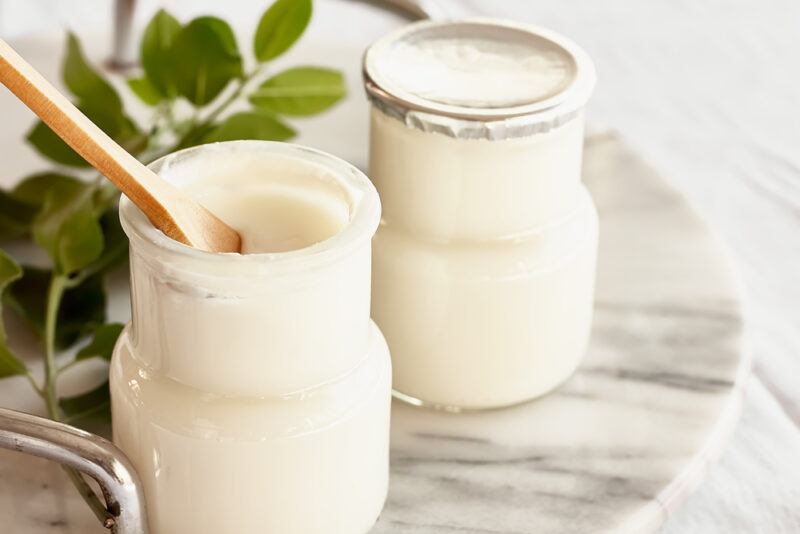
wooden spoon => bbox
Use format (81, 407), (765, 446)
(0, 38), (241, 254)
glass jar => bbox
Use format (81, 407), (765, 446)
(110, 142), (391, 534)
(364, 19), (598, 410)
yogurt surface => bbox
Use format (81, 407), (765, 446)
(375, 36), (573, 108)
(366, 21), (578, 111)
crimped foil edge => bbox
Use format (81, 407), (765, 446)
(366, 90), (583, 140)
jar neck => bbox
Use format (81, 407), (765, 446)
(120, 141), (380, 396)
(369, 107), (586, 241)
(127, 238), (374, 396)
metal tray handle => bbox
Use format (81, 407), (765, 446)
(0, 407), (148, 534)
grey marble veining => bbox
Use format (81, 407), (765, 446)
(0, 133), (747, 534)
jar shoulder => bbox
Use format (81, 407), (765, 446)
(109, 325), (392, 441)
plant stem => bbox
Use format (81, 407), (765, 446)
(43, 275), (65, 419)
(62, 466), (115, 527)
(177, 66), (266, 147)
(23, 370), (45, 398)
(201, 81), (245, 127)
(65, 242), (127, 290)
(43, 273), (114, 528)
(203, 70), (258, 125)
(57, 358), (81, 374)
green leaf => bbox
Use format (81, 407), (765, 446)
(0, 174), (77, 241)
(81, 101), (128, 136)
(28, 34), (143, 165)
(26, 121), (90, 167)
(31, 179), (89, 258)
(171, 17), (243, 106)
(117, 123), (149, 157)
(63, 33), (123, 111)
(93, 208), (129, 273)
(60, 381), (111, 424)
(11, 173), (82, 207)
(0, 250), (22, 292)
(34, 208), (126, 340)
(0, 189), (38, 240)
(58, 205), (104, 274)
(76, 323), (123, 362)
(6, 267), (106, 350)
(26, 109), (142, 167)
(249, 66), (345, 116)
(0, 249), (26, 378)
(55, 273), (107, 349)
(92, 183), (121, 213)
(80, 102), (145, 156)
(140, 9), (182, 99)
(126, 77), (162, 106)
(5, 267), (47, 337)
(32, 180), (103, 274)
(202, 111), (296, 143)
(0, 344), (26, 377)
(0, 250), (23, 296)
(175, 122), (220, 150)
(253, 0), (312, 62)
(27, 105), (142, 167)
(0, 340), (26, 378)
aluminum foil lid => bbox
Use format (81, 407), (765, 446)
(363, 18), (596, 140)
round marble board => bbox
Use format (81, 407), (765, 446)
(0, 3), (748, 533)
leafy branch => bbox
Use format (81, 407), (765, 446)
(0, 0), (343, 528)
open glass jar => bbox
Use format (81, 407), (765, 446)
(110, 141), (391, 534)
(365, 19), (598, 410)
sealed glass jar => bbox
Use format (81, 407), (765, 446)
(110, 142), (391, 534)
(364, 19), (598, 409)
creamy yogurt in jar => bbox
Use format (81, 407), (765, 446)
(364, 19), (597, 410)
(110, 141), (391, 534)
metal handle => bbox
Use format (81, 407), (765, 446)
(108, 0), (137, 70)
(0, 407), (148, 534)
(365, 0), (447, 19)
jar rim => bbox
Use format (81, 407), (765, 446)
(119, 141), (381, 277)
(363, 18), (596, 139)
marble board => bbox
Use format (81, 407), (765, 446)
(372, 132), (749, 534)
(0, 131), (748, 534)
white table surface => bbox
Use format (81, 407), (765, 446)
(1, 1), (798, 532)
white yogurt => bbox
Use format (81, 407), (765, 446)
(370, 36), (573, 108)
(365, 19), (597, 409)
(372, 185), (597, 409)
(111, 142), (391, 533)
(368, 105), (587, 239)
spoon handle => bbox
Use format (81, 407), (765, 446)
(0, 38), (241, 253)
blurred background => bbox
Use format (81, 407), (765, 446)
(0, 1), (797, 532)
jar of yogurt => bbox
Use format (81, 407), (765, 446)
(364, 19), (598, 410)
(110, 142), (391, 534)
